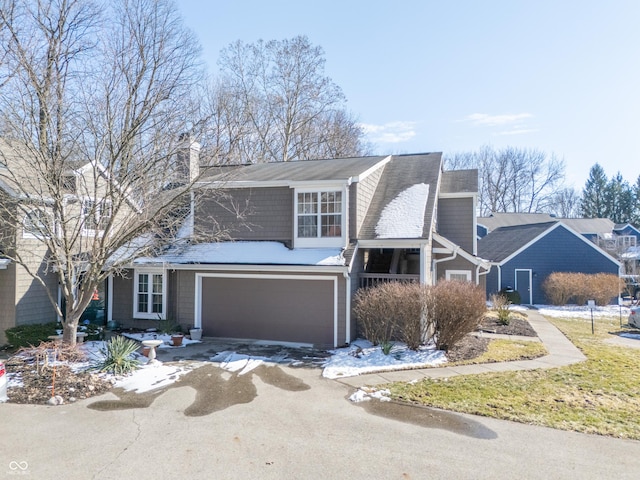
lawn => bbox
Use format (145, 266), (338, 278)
(387, 314), (640, 439)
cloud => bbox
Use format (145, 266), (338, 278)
(465, 113), (533, 127)
(360, 121), (417, 143)
(496, 128), (538, 136)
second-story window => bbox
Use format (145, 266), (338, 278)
(82, 199), (112, 236)
(297, 191), (342, 239)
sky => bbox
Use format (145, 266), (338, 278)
(177, 0), (639, 189)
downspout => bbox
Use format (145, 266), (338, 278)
(432, 246), (459, 283)
(476, 264), (491, 285)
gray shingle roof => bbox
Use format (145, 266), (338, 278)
(478, 213), (614, 235)
(200, 156), (389, 183)
(359, 153), (442, 240)
(440, 169), (478, 195)
(477, 221), (558, 262)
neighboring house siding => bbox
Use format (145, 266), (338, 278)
(493, 227), (619, 304)
(0, 264), (17, 344)
(353, 166), (384, 237)
(438, 197), (474, 252)
(196, 187), (293, 243)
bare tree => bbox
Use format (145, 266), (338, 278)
(444, 145), (566, 216)
(210, 35), (368, 164)
(0, 0), (207, 345)
(550, 188), (582, 218)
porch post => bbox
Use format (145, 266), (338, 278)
(419, 243), (431, 285)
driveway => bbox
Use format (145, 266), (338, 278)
(2, 364), (639, 479)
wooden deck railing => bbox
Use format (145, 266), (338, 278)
(358, 273), (420, 289)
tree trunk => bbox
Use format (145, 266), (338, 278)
(62, 317), (79, 347)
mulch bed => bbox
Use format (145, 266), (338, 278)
(4, 343), (112, 405)
(446, 314), (538, 363)
(478, 316), (537, 337)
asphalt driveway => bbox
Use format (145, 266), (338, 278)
(2, 364), (639, 479)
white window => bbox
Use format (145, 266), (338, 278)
(295, 189), (344, 247)
(23, 209), (51, 239)
(82, 199), (112, 236)
(134, 269), (165, 319)
(445, 270), (472, 282)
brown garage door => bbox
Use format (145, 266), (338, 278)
(200, 276), (334, 346)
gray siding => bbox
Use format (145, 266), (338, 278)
(352, 166), (384, 237)
(438, 197), (474, 252)
(0, 264), (16, 344)
(492, 227), (619, 304)
(195, 187), (292, 243)
(14, 244), (57, 326)
(111, 271), (134, 324)
(434, 255), (477, 282)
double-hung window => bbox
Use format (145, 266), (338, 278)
(134, 269), (165, 319)
(295, 189), (343, 247)
(82, 199), (112, 236)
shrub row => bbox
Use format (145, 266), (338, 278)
(542, 272), (625, 306)
(354, 280), (486, 352)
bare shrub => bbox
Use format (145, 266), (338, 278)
(432, 281), (486, 351)
(353, 282), (432, 349)
(490, 293), (511, 325)
(587, 273), (625, 306)
(542, 272), (568, 305)
(353, 283), (398, 346)
(543, 272), (622, 306)
(394, 283), (432, 350)
(571, 273), (589, 305)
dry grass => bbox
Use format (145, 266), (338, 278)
(448, 339), (547, 366)
(387, 314), (640, 439)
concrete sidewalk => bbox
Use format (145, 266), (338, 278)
(336, 309), (587, 388)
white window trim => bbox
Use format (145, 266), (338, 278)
(445, 270), (472, 282)
(293, 187), (346, 248)
(133, 268), (166, 319)
(81, 198), (112, 237)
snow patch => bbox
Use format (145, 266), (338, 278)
(375, 183), (429, 239)
(349, 387), (392, 403)
(322, 338), (446, 379)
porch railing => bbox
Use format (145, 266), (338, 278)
(358, 273), (420, 289)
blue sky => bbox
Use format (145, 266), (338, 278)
(177, 0), (639, 189)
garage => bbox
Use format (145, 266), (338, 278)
(197, 273), (337, 346)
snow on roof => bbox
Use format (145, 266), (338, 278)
(375, 183), (429, 239)
(134, 241), (345, 266)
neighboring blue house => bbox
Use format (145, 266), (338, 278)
(614, 223), (640, 243)
(478, 221), (621, 304)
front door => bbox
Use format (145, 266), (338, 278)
(515, 269), (532, 305)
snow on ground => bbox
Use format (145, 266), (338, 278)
(375, 183), (429, 239)
(210, 351), (275, 375)
(120, 331), (201, 349)
(79, 340), (199, 393)
(349, 387), (391, 403)
(525, 304), (631, 319)
(322, 339), (446, 380)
